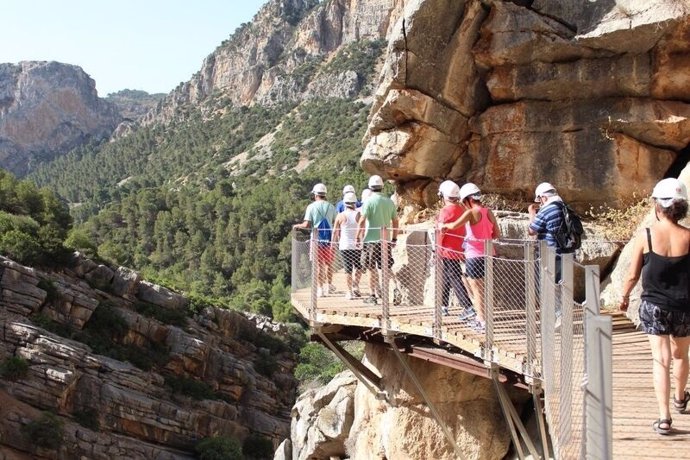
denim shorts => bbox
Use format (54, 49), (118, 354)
(639, 300), (690, 337)
(465, 257), (485, 279)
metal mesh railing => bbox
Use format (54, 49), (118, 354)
(291, 228), (612, 458)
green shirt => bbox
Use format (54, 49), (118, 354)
(303, 200), (336, 227)
(361, 193), (397, 243)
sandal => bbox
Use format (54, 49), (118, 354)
(673, 390), (690, 413)
(652, 418), (672, 435)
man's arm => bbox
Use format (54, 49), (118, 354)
(528, 205), (545, 236)
(332, 215), (343, 244)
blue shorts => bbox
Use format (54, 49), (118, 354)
(639, 300), (690, 337)
(465, 257), (485, 279)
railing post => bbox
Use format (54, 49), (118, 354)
(539, 241), (556, 414)
(310, 227), (318, 323)
(381, 227), (390, 334)
(559, 252), (574, 447)
(484, 239), (494, 362)
(524, 242), (537, 379)
(585, 313), (612, 460)
(434, 228), (443, 341)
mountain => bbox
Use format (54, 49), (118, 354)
(105, 89), (165, 122)
(0, 61), (122, 177)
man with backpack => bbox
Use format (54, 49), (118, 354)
(293, 183), (337, 297)
(528, 182), (583, 282)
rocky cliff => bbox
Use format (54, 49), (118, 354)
(142, 0), (403, 125)
(364, 0), (690, 212)
(0, 61), (122, 177)
(284, 345), (529, 460)
(0, 254), (298, 459)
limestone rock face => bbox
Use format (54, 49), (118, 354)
(0, 255), (298, 459)
(289, 344), (526, 460)
(364, 0), (690, 212)
(0, 61), (122, 176)
(143, 0), (402, 125)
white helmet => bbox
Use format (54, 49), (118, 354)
(311, 183), (327, 196)
(361, 188), (372, 202)
(343, 191), (357, 204)
(342, 184), (355, 195)
(534, 182), (556, 202)
(438, 180), (461, 199)
(459, 183), (481, 201)
(368, 175), (384, 190)
(652, 178), (688, 208)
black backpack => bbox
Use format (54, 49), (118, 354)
(553, 201), (584, 253)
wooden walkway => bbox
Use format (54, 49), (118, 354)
(292, 273), (690, 458)
(611, 321), (690, 459)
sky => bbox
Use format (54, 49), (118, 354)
(1, 0), (268, 96)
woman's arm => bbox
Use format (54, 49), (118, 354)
(488, 209), (501, 239)
(442, 208), (473, 231)
(620, 232), (645, 311)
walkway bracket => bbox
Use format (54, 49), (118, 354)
(385, 334), (465, 459)
(315, 326), (386, 399)
(491, 365), (541, 460)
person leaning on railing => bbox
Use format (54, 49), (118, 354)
(620, 178), (690, 436)
(293, 183), (337, 297)
(440, 183), (501, 333)
(435, 180), (474, 320)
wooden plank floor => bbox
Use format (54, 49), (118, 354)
(292, 273), (690, 457)
(611, 327), (690, 459)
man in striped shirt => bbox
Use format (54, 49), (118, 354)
(528, 182), (565, 281)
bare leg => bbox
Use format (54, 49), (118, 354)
(466, 278), (485, 323)
(369, 268), (379, 296)
(670, 336), (690, 402)
(648, 334), (672, 421)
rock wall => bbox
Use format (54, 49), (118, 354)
(363, 0), (690, 212)
(142, 0), (404, 125)
(0, 62), (122, 177)
(0, 254), (298, 459)
(289, 344), (528, 460)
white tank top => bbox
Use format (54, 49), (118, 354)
(339, 208), (359, 250)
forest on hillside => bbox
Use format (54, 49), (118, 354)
(28, 98), (372, 321)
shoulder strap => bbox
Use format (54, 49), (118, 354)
(646, 227), (652, 252)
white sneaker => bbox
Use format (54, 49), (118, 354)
(317, 287), (323, 297)
(323, 285), (330, 296)
(345, 292), (353, 300)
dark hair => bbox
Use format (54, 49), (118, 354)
(657, 200), (689, 221)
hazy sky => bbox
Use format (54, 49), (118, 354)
(1, 0), (267, 96)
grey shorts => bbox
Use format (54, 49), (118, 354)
(639, 300), (690, 337)
(361, 242), (393, 270)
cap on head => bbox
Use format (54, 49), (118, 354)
(534, 182), (556, 202)
(652, 178), (688, 208)
(438, 180), (461, 199)
(343, 191), (357, 204)
(459, 183), (481, 201)
(368, 175), (384, 190)
(342, 184), (355, 195)
(311, 183), (327, 197)
(361, 188), (372, 202)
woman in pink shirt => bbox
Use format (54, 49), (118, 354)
(441, 183), (500, 333)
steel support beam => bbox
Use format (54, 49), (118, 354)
(491, 365), (540, 460)
(386, 335), (465, 459)
(315, 327), (385, 397)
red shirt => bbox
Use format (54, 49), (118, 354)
(436, 203), (466, 259)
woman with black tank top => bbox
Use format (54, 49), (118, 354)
(621, 178), (690, 435)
